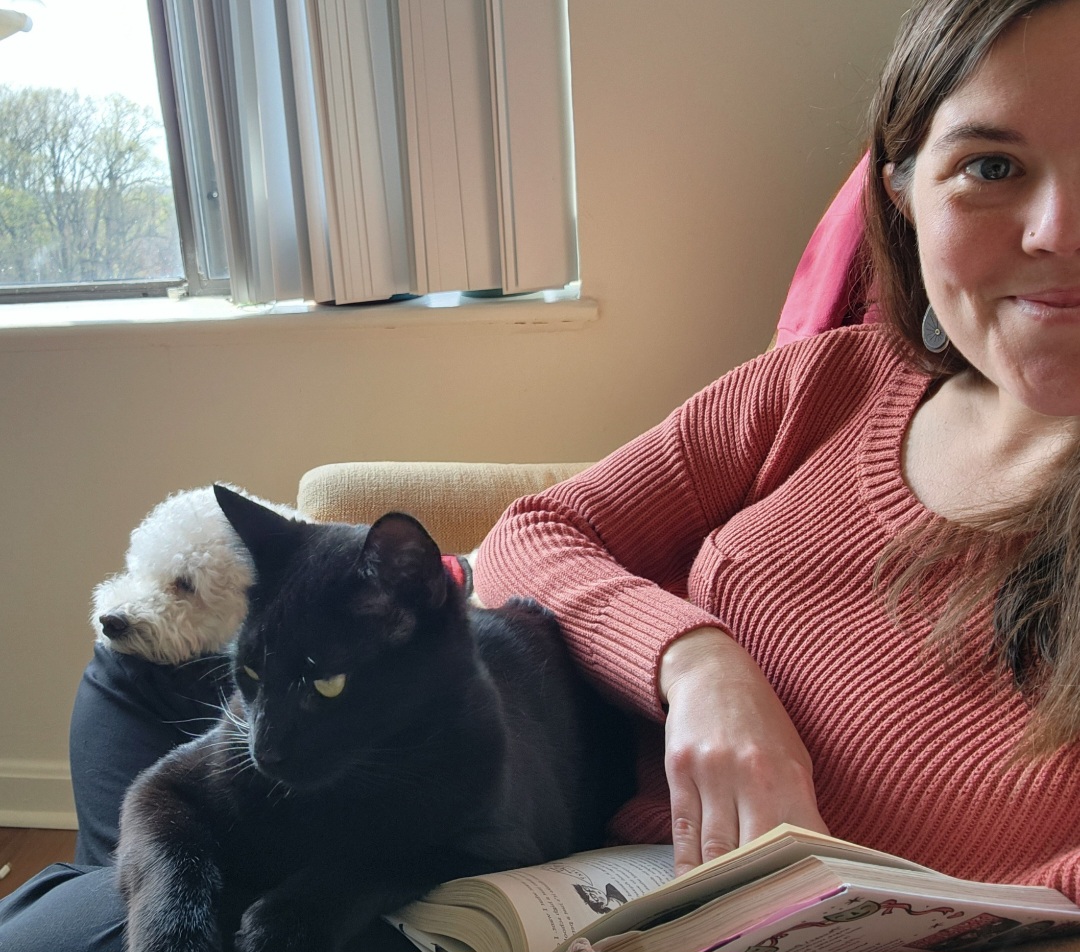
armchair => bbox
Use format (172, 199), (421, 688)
(297, 460), (590, 554)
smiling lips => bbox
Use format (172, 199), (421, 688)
(1014, 288), (1080, 309)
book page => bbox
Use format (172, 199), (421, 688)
(382, 914), (477, 952)
(393, 826), (962, 952)
(572, 826), (930, 947)
(589, 857), (1080, 952)
(489, 847), (675, 949)
(707, 883), (1080, 952)
(399, 845), (674, 952)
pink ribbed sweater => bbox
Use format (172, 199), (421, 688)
(474, 324), (1080, 901)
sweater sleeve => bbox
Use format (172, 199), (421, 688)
(1017, 848), (1080, 905)
(475, 343), (801, 721)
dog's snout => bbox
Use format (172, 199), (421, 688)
(99, 612), (130, 638)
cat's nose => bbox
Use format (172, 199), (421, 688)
(99, 612), (130, 638)
(253, 737), (288, 769)
(258, 748), (285, 766)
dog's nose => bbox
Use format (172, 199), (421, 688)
(99, 612), (130, 638)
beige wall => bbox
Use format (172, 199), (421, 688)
(0, 0), (909, 826)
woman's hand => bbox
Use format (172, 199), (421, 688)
(659, 627), (829, 877)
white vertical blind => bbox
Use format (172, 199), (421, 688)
(183, 0), (577, 307)
(398, 0), (501, 296)
(488, 0), (578, 294)
(302, 0), (411, 303)
(285, 0), (335, 303)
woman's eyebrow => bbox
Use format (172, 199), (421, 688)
(931, 123), (1027, 153)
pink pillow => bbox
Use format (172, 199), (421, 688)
(775, 153), (876, 347)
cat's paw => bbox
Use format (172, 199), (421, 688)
(125, 907), (221, 952)
(234, 896), (329, 952)
(123, 878), (222, 952)
(503, 595), (557, 621)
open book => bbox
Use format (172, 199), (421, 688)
(384, 825), (1080, 952)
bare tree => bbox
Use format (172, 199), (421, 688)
(0, 85), (182, 286)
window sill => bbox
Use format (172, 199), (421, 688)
(0, 286), (598, 337)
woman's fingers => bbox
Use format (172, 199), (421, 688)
(666, 733), (739, 876)
(669, 798), (705, 877)
(660, 627), (829, 877)
(667, 727), (828, 875)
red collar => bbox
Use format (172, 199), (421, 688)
(441, 554), (473, 595)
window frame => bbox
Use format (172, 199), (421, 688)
(0, 0), (224, 304)
(151, 0), (231, 298)
(0, 0), (578, 310)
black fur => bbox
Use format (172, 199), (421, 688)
(116, 484), (633, 952)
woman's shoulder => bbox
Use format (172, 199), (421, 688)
(696, 322), (922, 410)
(664, 323), (922, 472)
(771, 321), (915, 373)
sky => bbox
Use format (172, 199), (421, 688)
(0, 0), (164, 115)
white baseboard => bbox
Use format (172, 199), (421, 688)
(0, 758), (77, 829)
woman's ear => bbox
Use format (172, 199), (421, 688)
(883, 162), (912, 222)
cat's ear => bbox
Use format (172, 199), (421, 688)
(213, 484), (302, 566)
(362, 512), (447, 609)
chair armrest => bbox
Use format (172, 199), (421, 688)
(297, 460), (590, 554)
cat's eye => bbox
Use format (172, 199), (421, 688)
(314, 674), (347, 698)
(242, 665), (260, 682)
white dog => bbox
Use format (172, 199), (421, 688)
(91, 484), (307, 665)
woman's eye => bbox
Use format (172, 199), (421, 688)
(314, 674), (347, 698)
(242, 665), (260, 682)
(964, 155), (1015, 181)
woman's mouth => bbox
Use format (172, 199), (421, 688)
(1016, 288), (1080, 308)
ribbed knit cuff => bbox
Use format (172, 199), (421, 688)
(556, 576), (725, 721)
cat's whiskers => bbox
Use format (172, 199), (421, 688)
(175, 654), (234, 677)
(228, 759), (260, 784)
(201, 728), (252, 762)
(266, 779), (293, 801)
(160, 688), (240, 738)
(171, 716), (228, 739)
(213, 741), (259, 781)
(220, 701), (251, 735)
(224, 742), (257, 776)
(197, 704), (261, 782)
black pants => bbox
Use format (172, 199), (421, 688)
(0, 645), (415, 951)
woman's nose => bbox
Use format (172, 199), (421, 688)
(1023, 173), (1080, 255)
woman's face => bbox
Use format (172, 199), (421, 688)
(892, 0), (1080, 420)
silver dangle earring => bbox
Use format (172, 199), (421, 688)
(921, 305), (948, 354)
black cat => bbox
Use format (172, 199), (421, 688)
(116, 484), (632, 952)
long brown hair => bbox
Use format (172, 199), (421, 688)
(863, 0), (1080, 754)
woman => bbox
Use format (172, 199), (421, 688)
(4, 0), (1079, 946)
(476, 0), (1080, 895)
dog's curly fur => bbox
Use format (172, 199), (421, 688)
(91, 485), (307, 664)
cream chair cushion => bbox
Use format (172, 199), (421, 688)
(297, 460), (590, 554)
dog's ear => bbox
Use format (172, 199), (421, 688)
(213, 484), (302, 569)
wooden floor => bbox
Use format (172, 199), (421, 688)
(0, 827), (78, 900)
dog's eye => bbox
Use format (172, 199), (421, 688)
(242, 665), (260, 682)
(314, 674), (346, 699)
(174, 576), (196, 595)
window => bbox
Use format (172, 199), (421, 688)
(0, 0), (211, 299)
(192, 0), (579, 306)
(0, 0), (578, 309)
